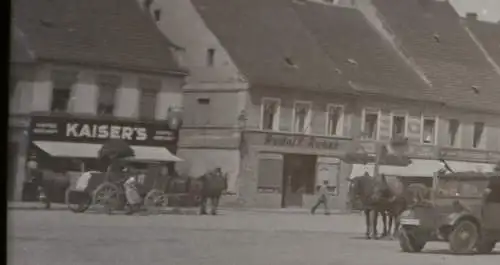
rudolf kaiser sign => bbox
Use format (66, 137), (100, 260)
(29, 115), (178, 147)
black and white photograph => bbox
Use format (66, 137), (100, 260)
(8, 0), (500, 264)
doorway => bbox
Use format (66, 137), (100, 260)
(281, 154), (317, 208)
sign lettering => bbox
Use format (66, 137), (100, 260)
(65, 123), (148, 141)
(29, 115), (178, 147)
(264, 134), (340, 150)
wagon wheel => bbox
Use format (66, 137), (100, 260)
(144, 189), (169, 209)
(65, 188), (91, 213)
(93, 182), (123, 214)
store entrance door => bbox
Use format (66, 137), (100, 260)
(281, 154), (317, 208)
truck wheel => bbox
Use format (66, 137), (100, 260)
(476, 240), (496, 254)
(449, 220), (479, 254)
(399, 227), (426, 253)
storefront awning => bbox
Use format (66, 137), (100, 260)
(349, 159), (496, 179)
(33, 141), (101, 158)
(34, 141), (183, 162)
(128, 146), (183, 162)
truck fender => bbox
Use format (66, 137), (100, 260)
(445, 212), (478, 227)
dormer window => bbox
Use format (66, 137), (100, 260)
(153, 9), (161, 22)
(206, 48), (215, 67)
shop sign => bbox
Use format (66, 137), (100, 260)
(29, 115), (177, 146)
(264, 134), (341, 150)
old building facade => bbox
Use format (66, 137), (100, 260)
(149, 0), (500, 209)
(9, 0), (187, 201)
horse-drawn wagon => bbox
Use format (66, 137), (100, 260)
(66, 140), (228, 215)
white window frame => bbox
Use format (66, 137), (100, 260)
(325, 104), (344, 136)
(292, 100), (312, 134)
(420, 116), (439, 145)
(260, 97), (281, 131)
(446, 118), (462, 148)
(472, 121), (487, 149)
(361, 108), (381, 140)
(389, 111), (409, 139)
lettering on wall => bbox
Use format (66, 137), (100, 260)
(29, 115), (178, 146)
(66, 123), (148, 141)
(264, 134), (340, 150)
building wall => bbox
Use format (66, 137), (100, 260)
(8, 62), (184, 201)
(9, 63), (184, 118)
(245, 87), (356, 137)
(143, 0), (248, 86)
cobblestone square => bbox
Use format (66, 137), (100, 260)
(8, 209), (500, 265)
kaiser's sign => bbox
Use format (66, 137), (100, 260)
(66, 123), (148, 141)
(29, 115), (178, 146)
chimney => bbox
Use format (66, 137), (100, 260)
(466, 12), (478, 21)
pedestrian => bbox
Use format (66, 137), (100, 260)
(311, 180), (330, 215)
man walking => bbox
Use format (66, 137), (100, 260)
(311, 180), (330, 215)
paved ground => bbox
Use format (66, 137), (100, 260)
(8, 209), (500, 265)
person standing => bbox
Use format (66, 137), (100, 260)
(27, 158), (50, 208)
(311, 180), (330, 215)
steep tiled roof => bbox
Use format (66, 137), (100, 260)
(372, 0), (500, 113)
(292, 2), (433, 101)
(466, 19), (500, 68)
(10, 26), (35, 63)
(12, 0), (186, 75)
(191, 0), (352, 93)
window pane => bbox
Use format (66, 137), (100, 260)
(51, 88), (71, 112)
(392, 115), (406, 138)
(327, 106), (342, 136)
(364, 113), (378, 139)
(473, 122), (485, 148)
(262, 100), (278, 130)
(98, 85), (116, 116)
(139, 89), (157, 119)
(422, 119), (436, 144)
(294, 103), (310, 133)
(448, 119), (459, 146)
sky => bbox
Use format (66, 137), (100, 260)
(449, 0), (500, 22)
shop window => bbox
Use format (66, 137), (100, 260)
(316, 162), (340, 196)
(472, 122), (485, 149)
(421, 117), (437, 144)
(257, 154), (283, 192)
(362, 109), (379, 140)
(448, 119), (460, 147)
(138, 78), (160, 120)
(260, 98), (280, 131)
(293, 101), (311, 134)
(391, 113), (407, 139)
(326, 104), (344, 136)
(97, 74), (120, 116)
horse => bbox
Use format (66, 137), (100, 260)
(166, 168), (228, 215)
(197, 168), (228, 215)
(348, 172), (408, 239)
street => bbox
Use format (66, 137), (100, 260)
(8, 209), (500, 265)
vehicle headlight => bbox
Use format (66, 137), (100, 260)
(400, 210), (414, 218)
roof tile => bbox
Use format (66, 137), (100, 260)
(191, 0), (352, 93)
(373, 0), (500, 112)
(12, 0), (185, 74)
